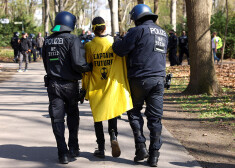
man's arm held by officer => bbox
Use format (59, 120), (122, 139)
(112, 28), (138, 57)
(71, 37), (92, 73)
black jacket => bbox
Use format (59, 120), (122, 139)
(11, 37), (20, 49)
(42, 32), (91, 81)
(19, 38), (32, 52)
(168, 33), (177, 50)
(28, 38), (37, 50)
(112, 20), (168, 78)
(178, 35), (188, 49)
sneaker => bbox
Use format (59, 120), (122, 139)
(17, 69), (23, 72)
(24, 69), (28, 72)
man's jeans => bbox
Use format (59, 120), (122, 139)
(19, 51), (29, 70)
(213, 48), (220, 62)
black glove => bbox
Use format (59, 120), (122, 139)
(88, 62), (93, 71)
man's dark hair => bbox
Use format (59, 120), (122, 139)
(92, 17), (105, 36)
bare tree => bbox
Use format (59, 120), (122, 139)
(108, 0), (119, 36)
(5, 0), (8, 16)
(44, 0), (50, 33)
(184, 0), (221, 95)
(220, 0), (228, 63)
(171, 0), (177, 31)
(59, 0), (64, 11)
(183, 0), (186, 18)
(154, 0), (159, 24)
(54, 0), (59, 15)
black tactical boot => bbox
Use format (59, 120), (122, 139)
(110, 129), (121, 157)
(147, 150), (160, 167)
(58, 153), (69, 164)
(94, 144), (105, 158)
(69, 148), (80, 158)
(134, 143), (149, 162)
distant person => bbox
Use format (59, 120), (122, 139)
(178, 31), (189, 65)
(36, 32), (44, 58)
(44, 31), (49, 38)
(79, 29), (87, 45)
(86, 30), (94, 42)
(28, 34), (37, 62)
(212, 32), (221, 63)
(168, 30), (178, 66)
(82, 16), (133, 159)
(10, 32), (20, 63)
(18, 32), (32, 72)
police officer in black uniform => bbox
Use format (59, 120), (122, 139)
(28, 34), (37, 62)
(11, 32), (20, 63)
(168, 30), (178, 66)
(42, 11), (92, 164)
(113, 4), (168, 167)
(178, 31), (189, 65)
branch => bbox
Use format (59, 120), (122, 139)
(63, 0), (69, 8)
(196, 22), (214, 42)
(121, 1), (131, 23)
(68, 2), (76, 12)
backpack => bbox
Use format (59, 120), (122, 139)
(215, 36), (223, 49)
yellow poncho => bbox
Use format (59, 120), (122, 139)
(82, 36), (133, 122)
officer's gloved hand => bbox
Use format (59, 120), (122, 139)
(88, 63), (93, 71)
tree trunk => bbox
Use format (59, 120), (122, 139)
(59, 0), (64, 12)
(44, 0), (50, 34)
(137, 0), (144, 4)
(221, 0), (228, 64)
(118, 0), (124, 34)
(183, 0), (186, 18)
(184, 0), (221, 95)
(54, 0), (59, 15)
(5, 0), (8, 16)
(171, 0), (177, 31)
(154, 0), (159, 24)
(108, 0), (119, 36)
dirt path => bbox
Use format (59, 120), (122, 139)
(163, 93), (235, 168)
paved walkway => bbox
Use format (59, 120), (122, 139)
(0, 62), (201, 168)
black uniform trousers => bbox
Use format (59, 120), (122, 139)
(94, 117), (118, 149)
(28, 49), (37, 62)
(179, 47), (189, 65)
(47, 78), (79, 156)
(169, 48), (178, 66)
(13, 48), (19, 61)
(127, 76), (164, 152)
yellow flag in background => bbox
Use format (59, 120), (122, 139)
(82, 36), (133, 122)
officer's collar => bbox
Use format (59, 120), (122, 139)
(141, 20), (154, 25)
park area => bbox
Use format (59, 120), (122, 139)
(0, 48), (234, 168)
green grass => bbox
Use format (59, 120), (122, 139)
(0, 48), (14, 58)
(165, 71), (235, 122)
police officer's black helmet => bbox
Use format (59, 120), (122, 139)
(29, 34), (35, 38)
(130, 4), (158, 22)
(51, 11), (76, 32)
(14, 32), (20, 37)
